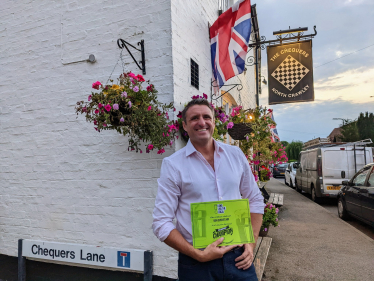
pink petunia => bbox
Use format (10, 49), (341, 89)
(88, 95), (92, 101)
(203, 93), (208, 99)
(146, 85), (153, 92)
(227, 122), (234, 129)
(128, 101), (132, 108)
(128, 72), (137, 79)
(157, 148), (165, 154)
(92, 81), (102, 90)
(147, 105), (152, 111)
(95, 109), (99, 114)
(104, 104), (111, 112)
(133, 86), (139, 92)
(120, 117), (124, 123)
(103, 122), (107, 127)
(113, 104), (119, 110)
(147, 144), (154, 150)
(98, 103), (103, 109)
(122, 91), (127, 98)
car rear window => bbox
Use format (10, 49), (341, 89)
(277, 164), (288, 168)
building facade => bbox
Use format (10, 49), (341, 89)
(0, 0), (258, 279)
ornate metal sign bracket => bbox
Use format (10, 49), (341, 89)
(117, 39), (146, 75)
(211, 80), (243, 101)
(248, 26), (317, 49)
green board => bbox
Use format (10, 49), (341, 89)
(190, 199), (255, 249)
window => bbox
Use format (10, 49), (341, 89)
(352, 167), (371, 186)
(191, 59), (199, 90)
(368, 168), (374, 187)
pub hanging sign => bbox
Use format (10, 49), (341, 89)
(267, 40), (314, 105)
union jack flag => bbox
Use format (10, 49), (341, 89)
(210, 0), (252, 92)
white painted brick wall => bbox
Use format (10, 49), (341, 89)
(0, 0), (257, 279)
(0, 0), (178, 278)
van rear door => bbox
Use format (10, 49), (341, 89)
(347, 147), (372, 178)
(322, 149), (349, 194)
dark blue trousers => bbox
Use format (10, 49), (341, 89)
(178, 247), (258, 281)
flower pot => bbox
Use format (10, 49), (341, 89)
(227, 123), (253, 140)
(259, 228), (269, 237)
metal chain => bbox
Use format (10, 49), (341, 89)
(106, 49), (125, 84)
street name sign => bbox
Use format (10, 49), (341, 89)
(21, 239), (146, 272)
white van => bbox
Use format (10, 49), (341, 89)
(295, 139), (373, 202)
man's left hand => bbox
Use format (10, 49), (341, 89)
(234, 244), (254, 270)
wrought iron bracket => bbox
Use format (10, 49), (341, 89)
(248, 25), (317, 49)
(211, 80), (243, 101)
(117, 39), (146, 75)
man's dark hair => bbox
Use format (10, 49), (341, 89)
(182, 99), (215, 123)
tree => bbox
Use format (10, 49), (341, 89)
(285, 141), (303, 161)
(357, 112), (374, 145)
(281, 141), (289, 147)
(340, 120), (359, 142)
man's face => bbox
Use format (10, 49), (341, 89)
(182, 105), (215, 145)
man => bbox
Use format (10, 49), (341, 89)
(152, 99), (265, 281)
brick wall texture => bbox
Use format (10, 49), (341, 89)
(0, 0), (257, 278)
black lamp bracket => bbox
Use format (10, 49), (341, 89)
(117, 39), (146, 75)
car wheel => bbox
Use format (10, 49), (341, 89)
(338, 197), (349, 220)
(295, 179), (301, 192)
(311, 186), (320, 203)
(284, 177), (289, 186)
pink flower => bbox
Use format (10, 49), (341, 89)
(103, 123), (107, 127)
(88, 95), (92, 101)
(122, 91), (127, 97)
(95, 109), (99, 114)
(157, 148), (165, 154)
(113, 104), (119, 110)
(104, 104), (111, 112)
(146, 85), (153, 92)
(203, 93), (208, 99)
(227, 122), (234, 129)
(136, 74), (145, 82)
(128, 72), (137, 79)
(82, 106), (87, 113)
(131, 80), (136, 85)
(147, 144), (154, 150)
(133, 86), (139, 92)
(264, 228), (268, 231)
(168, 124), (177, 132)
(120, 117), (124, 123)
(140, 150), (143, 153)
(94, 120), (97, 125)
(128, 101), (132, 108)
(98, 103), (103, 109)
(92, 81), (101, 90)
(147, 105), (152, 111)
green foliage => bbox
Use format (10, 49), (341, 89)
(281, 141), (289, 147)
(285, 141), (303, 161)
(75, 73), (178, 153)
(261, 203), (279, 231)
(357, 112), (374, 145)
(340, 120), (359, 142)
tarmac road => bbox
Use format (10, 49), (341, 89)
(262, 178), (374, 281)
(274, 177), (374, 240)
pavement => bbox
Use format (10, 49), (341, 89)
(261, 178), (374, 281)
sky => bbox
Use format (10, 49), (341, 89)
(251, 0), (374, 143)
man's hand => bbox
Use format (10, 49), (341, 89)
(234, 243), (254, 270)
(197, 237), (237, 263)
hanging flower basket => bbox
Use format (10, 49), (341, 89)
(227, 123), (253, 140)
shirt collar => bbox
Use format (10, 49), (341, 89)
(185, 139), (223, 157)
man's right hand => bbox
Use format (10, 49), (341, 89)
(197, 237), (238, 263)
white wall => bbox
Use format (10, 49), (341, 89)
(0, 0), (178, 278)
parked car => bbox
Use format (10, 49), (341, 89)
(294, 141), (373, 202)
(272, 163), (288, 178)
(337, 163), (374, 227)
(285, 162), (297, 188)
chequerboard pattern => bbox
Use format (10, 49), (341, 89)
(271, 55), (309, 91)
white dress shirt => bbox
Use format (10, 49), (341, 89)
(152, 139), (265, 244)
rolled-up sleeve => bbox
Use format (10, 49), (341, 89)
(237, 148), (265, 214)
(152, 158), (181, 242)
